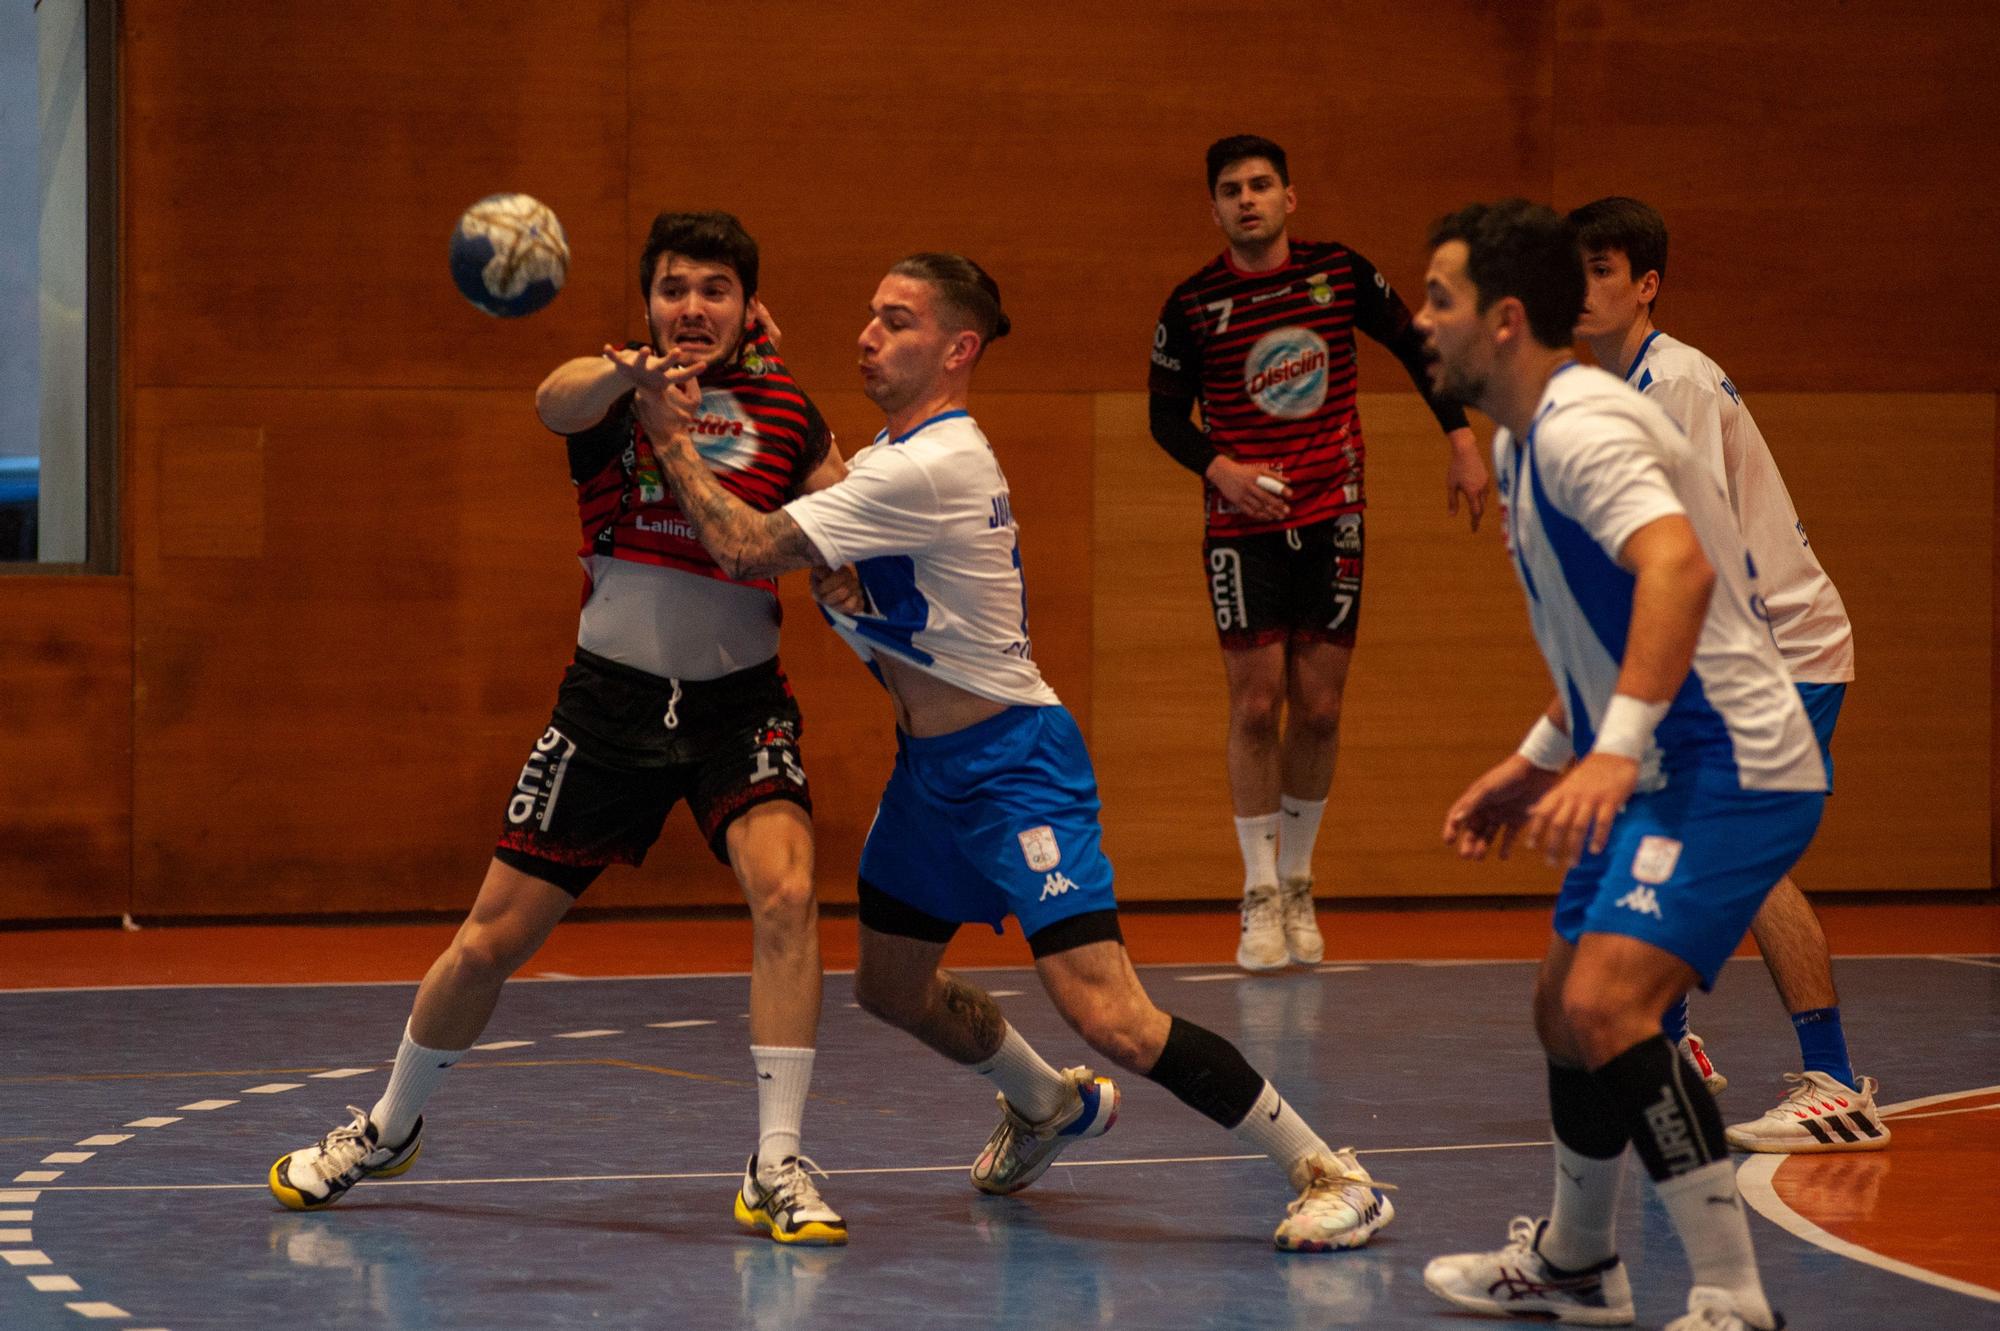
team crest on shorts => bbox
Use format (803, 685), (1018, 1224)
(1018, 825), (1062, 872)
(1631, 835), (1683, 885)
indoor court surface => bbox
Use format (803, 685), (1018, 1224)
(3, 903), (1995, 1330)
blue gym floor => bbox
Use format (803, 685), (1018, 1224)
(2, 956), (1995, 1329)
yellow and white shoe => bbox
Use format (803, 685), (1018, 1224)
(269, 1106), (422, 1211)
(1274, 1149), (1396, 1252)
(735, 1154), (847, 1246)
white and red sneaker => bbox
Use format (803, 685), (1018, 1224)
(1679, 1032), (1727, 1094)
(1725, 1071), (1890, 1153)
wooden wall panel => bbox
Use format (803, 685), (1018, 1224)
(1095, 391), (1993, 898)
(624, 1), (1553, 400)
(1552, 0), (2000, 391)
(0, 577), (132, 919)
(122, 1), (634, 392)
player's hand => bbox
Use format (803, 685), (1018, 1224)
(748, 298), (782, 351)
(629, 356), (701, 449)
(602, 343), (688, 390)
(810, 563), (865, 614)
(1446, 427), (1489, 532)
(1443, 754), (1561, 861)
(1521, 752), (1638, 868)
(1206, 455), (1291, 522)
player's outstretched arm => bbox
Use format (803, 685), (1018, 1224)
(632, 373), (828, 582)
(535, 353), (638, 434)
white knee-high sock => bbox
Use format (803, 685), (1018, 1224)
(973, 1024), (1070, 1123)
(1656, 1161), (1776, 1326)
(751, 1045), (815, 1179)
(1277, 795), (1326, 882)
(1235, 813), (1281, 893)
(370, 1022), (466, 1146)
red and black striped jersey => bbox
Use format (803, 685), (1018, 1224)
(1149, 240), (1467, 537)
(565, 331), (832, 595)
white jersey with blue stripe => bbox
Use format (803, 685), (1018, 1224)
(1494, 363), (1824, 793)
(1626, 331), (1854, 683)
(784, 409), (1061, 709)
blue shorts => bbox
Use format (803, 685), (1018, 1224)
(857, 705), (1119, 940)
(1554, 772), (1825, 989)
(1795, 682), (1845, 790)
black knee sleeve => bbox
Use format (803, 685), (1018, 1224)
(1143, 1015), (1266, 1129)
(1549, 1060), (1631, 1159)
(1592, 1036), (1727, 1181)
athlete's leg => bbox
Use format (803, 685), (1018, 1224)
(408, 858), (576, 1050)
(1034, 935), (1391, 1248)
(1563, 933), (1778, 1328)
(1223, 641), (1289, 968)
(852, 922), (1003, 1064)
(1276, 638), (1352, 962)
(1748, 875), (1853, 1069)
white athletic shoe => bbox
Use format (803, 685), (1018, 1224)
(268, 1106), (423, 1211)
(1273, 1148), (1395, 1251)
(1279, 877), (1325, 965)
(1725, 1071), (1890, 1153)
(1423, 1216), (1635, 1325)
(1238, 883), (1288, 971)
(1663, 1284), (1785, 1330)
(971, 1066), (1119, 1195)
(1680, 1032), (1728, 1094)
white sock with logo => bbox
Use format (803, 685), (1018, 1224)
(1235, 813), (1281, 893)
(974, 1024), (1071, 1124)
(1277, 795), (1326, 882)
(1656, 1160), (1776, 1326)
(1231, 1081), (1330, 1179)
(370, 1022), (465, 1147)
(751, 1045), (815, 1182)
(1542, 1142), (1626, 1270)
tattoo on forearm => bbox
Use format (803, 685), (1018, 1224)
(923, 971), (1006, 1064)
(652, 433), (825, 579)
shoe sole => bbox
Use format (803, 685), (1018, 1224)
(1275, 1193), (1394, 1253)
(1287, 943), (1325, 965)
(733, 1192), (848, 1246)
(1236, 947), (1290, 972)
(267, 1140), (422, 1212)
(1726, 1128), (1891, 1154)
(1422, 1270), (1634, 1325)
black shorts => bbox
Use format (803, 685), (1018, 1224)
(493, 648), (811, 896)
(1203, 513), (1364, 650)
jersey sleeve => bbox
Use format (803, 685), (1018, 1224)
(1539, 409), (1687, 564)
(783, 445), (944, 567)
(1642, 375), (1732, 513)
(1148, 291), (1202, 398)
(790, 391), (835, 494)
(1347, 250), (1471, 434)
(564, 391), (634, 486)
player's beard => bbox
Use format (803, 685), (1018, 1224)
(647, 312), (747, 368)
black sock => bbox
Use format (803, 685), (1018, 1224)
(1144, 1015), (1266, 1128)
(1592, 1035), (1726, 1181)
(1549, 1060), (1630, 1159)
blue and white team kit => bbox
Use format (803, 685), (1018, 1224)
(784, 410), (1118, 939)
(1496, 364), (1828, 985)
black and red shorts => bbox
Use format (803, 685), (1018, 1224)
(494, 648), (811, 896)
(1202, 513), (1364, 650)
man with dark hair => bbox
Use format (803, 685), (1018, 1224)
(1569, 194), (1883, 1151)
(631, 252), (1398, 1253)
(269, 210), (856, 1247)
(1149, 134), (1489, 972)
(1414, 199), (1820, 1331)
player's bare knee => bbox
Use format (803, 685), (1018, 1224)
(852, 967), (925, 1030)
(1560, 986), (1637, 1064)
(1229, 689), (1284, 742)
(744, 869), (816, 934)
(450, 927), (531, 986)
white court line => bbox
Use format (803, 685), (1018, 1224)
(646, 1020), (714, 1029)
(309, 1068), (376, 1079)
(175, 1100), (237, 1112)
(75, 1135), (131, 1148)
(30, 1137), (1551, 1195)
(124, 1118), (180, 1129)
(65, 1303), (130, 1319)
(13, 1173), (61, 1184)
(1929, 955), (2000, 971)
(552, 1030), (621, 1040)
(0, 1211), (31, 1221)
(40, 1153), (92, 1165)
(241, 1083), (304, 1095)
(2, 953), (1989, 994)
(1889, 1102), (2000, 1123)
(27, 1273), (80, 1291)
(472, 1040), (533, 1051)
(1176, 972), (1247, 983)
(0, 1249), (52, 1265)
(0, 1228), (30, 1242)
(1739, 1082), (2000, 1305)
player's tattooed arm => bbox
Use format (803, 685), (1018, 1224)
(632, 379), (828, 581)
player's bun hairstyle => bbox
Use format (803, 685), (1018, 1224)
(891, 252), (1011, 347)
(1205, 134), (1290, 194)
(1567, 196), (1669, 310)
(1428, 199), (1585, 351)
(639, 210), (759, 299)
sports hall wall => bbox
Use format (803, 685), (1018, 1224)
(2, 1), (1994, 921)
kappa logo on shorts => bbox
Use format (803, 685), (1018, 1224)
(1616, 885), (1664, 919)
(1631, 835), (1684, 885)
(1018, 825), (1062, 873)
(1039, 872), (1080, 901)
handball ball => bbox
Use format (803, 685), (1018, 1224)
(449, 193), (569, 318)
